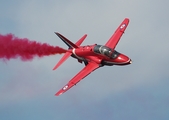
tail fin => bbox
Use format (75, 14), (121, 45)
(53, 32), (87, 70)
(55, 32), (78, 48)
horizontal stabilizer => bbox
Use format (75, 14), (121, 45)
(53, 52), (72, 70)
(75, 34), (87, 46)
(53, 33), (87, 70)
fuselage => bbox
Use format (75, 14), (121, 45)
(69, 44), (132, 66)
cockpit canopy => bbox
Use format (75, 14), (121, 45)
(93, 45), (119, 58)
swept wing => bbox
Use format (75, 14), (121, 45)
(55, 62), (100, 96)
(105, 18), (129, 49)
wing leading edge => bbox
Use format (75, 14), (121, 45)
(105, 18), (129, 49)
(55, 62), (100, 96)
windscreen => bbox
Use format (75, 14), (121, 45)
(93, 45), (119, 58)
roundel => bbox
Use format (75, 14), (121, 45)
(120, 24), (126, 29)
(63, 85), (68, 90)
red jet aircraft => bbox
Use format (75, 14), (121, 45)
(53, 18), (132, 96)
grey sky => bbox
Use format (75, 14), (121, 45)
(0, 0), (169, 120)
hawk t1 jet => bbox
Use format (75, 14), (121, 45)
(53, 18), (132, 96)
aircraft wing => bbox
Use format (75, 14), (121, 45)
(55, 62), (100, 96)
(105, 18), (129, 49)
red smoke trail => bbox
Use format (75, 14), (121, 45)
(0, 34), (67, 61)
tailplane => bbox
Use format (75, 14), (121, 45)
(53, 52), (71, 70)
(53, 32), (87, 70)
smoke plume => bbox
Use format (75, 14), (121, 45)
(0, 34), (66, 61)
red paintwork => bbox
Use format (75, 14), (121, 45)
(54, 18), (132, 96)
(105, 18), (129, 49)
(55, 62), (99, 96)
(53, 34), (87, 70)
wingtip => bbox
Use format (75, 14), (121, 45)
(124, 18), (130, 22)
(53, 66), (57, 70)
(55, 94), (59, 96)
(54, 32), (59, 36)
(55, 92), (63, 96)
(53, 64), (58, 70)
